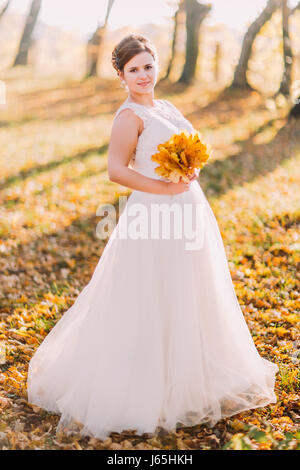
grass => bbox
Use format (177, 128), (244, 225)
(0, 68), (299, 450)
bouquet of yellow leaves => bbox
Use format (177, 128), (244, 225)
(151, 130), (212, 183)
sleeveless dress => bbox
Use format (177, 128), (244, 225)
(27, 98), (278, 439)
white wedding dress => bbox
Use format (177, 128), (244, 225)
(27, 98), (278, 439)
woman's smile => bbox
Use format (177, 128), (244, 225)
(138, 81), (150, 87)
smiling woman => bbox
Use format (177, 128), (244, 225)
(26, 32), (278, 442)
(111, 33), (159, 107)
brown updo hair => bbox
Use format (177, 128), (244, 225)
(111, 33), (158, 75)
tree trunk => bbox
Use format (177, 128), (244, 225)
(86, 25), (105, 77)
(160, 0), (184, 81)
(86, 0), (115, 78)
(13, 0), (41, 66)
(0, 0), (10, 22)
(230, 0), (281, 90)
(178, 0), (211, 85)
(214, 42), (221, 82)
(278, 0), (293, 96)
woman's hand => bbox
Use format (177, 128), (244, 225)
(162, 176), (191, 195)
(164, 179), (190, 195)
(161, 169), (199, 195)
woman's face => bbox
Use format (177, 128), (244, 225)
(119, 51), (157, 95)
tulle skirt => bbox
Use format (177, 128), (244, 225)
(27, 180), (278, 439)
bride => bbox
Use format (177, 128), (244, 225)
(27, 33), (278, 440)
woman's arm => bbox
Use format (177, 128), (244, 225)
(108, 109), (191, 195)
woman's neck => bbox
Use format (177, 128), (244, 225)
(126, 93), (155, 108)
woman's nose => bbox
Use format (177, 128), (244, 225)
(138, 71), (148, 80)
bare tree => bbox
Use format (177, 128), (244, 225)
(177, 0), (211, 85)
(275, 0), (300, 97)
(160, 0), (185, 81)
(86, 0), (115, 78)
(278, 0), (293, 96)
(230, 0), (281, 90)
(13, 0), (41, 66)
(0, 0), (11, 22)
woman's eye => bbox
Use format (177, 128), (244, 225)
(130, 66), (152, 72)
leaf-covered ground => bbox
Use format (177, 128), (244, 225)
(0, 70), (299, 450)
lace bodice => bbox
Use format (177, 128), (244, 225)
(113, 99), (195, 181)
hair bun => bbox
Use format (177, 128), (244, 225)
(111, 48), (120, 72)
(111, 34), (157, 74)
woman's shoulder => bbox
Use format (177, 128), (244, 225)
(114, 101), (137, 116)
(113, 101), (151, 127)
(159, 99), (176, 108)
(159, 99), (182, 115)
(114, 101), (144, 120)
(160, 99), (186, 118)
